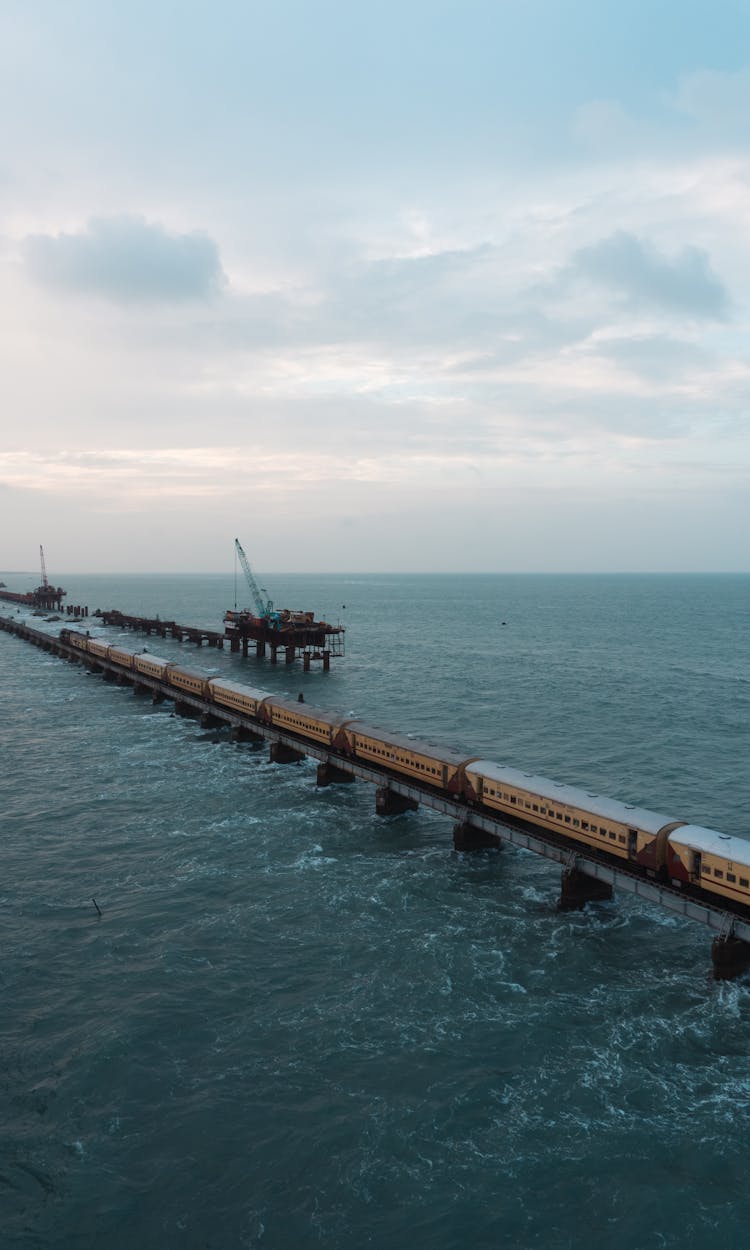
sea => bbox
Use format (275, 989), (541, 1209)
(1, 572), (749, 1250)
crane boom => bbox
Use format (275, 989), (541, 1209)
(234, 538), (273, 618)
(39, 544), (49, 589)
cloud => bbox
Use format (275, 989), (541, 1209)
(674, 67), (750, 139)
(565, 231), (728, 319)
(23, 215), (225, 303)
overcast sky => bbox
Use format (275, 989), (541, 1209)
(2, 0), (749, 574)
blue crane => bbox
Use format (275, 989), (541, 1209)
(234, 537), (274, 619)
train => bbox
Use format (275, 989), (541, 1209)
(60, 627), (750, 910)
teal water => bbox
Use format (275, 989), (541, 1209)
(1, 574), (749, 1248)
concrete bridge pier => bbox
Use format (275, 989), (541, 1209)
(200, 711), (224, 729)
(173, 700), (198, 718)
(230, 724), (264, 744)
(453, 821), (502, 852)
(559, 865), (613, 910)
(711, 932), (750, 980)
(316, 761), (356, 787)
(376, 787), (419, 816)
(270, 740), (304, 764)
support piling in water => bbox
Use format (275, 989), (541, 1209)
(316, 761), (356, 787)
(711, 932), (750, 980)
(269, 740), (305, 764)
(453, 821), (502, 852)
(559, 865), (613, 910)
(375, 787), (419, 816)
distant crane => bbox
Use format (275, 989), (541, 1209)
(39, 544), (49, 589)
(234, 538), (274, 619)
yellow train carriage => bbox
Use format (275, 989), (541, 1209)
(465, 761), (676, 867)
(61, 629), (89, 651)
(86, 638), (111, 659)
(339, 721), (474, 791)
(166, 666), (210, 698)
(133, 652), (173, 680)
(108, 645), (136, 670)
(667, 825), (750, 905)
(207, 677), (271, 720)
(264, 696), (348, 745)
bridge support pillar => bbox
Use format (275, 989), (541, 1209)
(173, 700), (197, 718)
(152, 690), (166, 704)
(316, 761), (355, 787)
(270, 740), (304, 764)
(270, 646), (278, 665)
(711, 934), (750, 980)
(231, 725), (264, 743)
(559, 866), (613, 910)
(285, 646), (295, 664)
(303, 652), (311, 672)
(376, 787), (418, 817)
(200, 712), (223, 729)
(255, 640), (264, 658)
(453, 821), (502, 852)
(323, 650), (331, 672)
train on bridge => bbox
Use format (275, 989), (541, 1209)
(60, 626), (750, 915)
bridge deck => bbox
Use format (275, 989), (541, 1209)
(3, 614), (749, 953)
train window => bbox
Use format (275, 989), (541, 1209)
(702, 865), (711, 875)
(581, 821), (589, 831)
(573, 819), (580, 828)
(727, 873), (737, 884)
(591, 824), (598, 833)
(609, 832), (617, 841)
(741, 878), (749, 888)
(564, 815), (571, 824)
(510, 796), (517, 805)
(540, 807), (546, 814)
(714, 870), (724, 879)
(525, 802), (531, 810)
(618, 835), (626, 844)
(533, 804), (539, 812)
(556, 812), (563, 821)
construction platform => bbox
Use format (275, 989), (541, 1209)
(0, 584), (66, 612)
(223, 610), (344, 669)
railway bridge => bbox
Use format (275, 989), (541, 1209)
(2, 613), (749, 980)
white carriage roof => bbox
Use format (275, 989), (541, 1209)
(351, 721), (474, 764)
(669, 824), (750, 859)
(466, 759), (674, 834)
(208, 676), (271, 701)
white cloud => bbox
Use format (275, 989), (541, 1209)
(23, 215), (225, 303)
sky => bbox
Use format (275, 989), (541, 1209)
(1, 0), (749, 574)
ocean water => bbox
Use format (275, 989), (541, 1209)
(1, 572), (749, 1249)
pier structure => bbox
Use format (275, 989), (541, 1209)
(225, 536), (345, 669)
(93, 608), (344, 669)
(223, 609), (344, 669)
(96, 609), (226, 649)
(2, 613), (749, 980)
(0, 545), (66, 612)
(0, 583), (66, 612)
